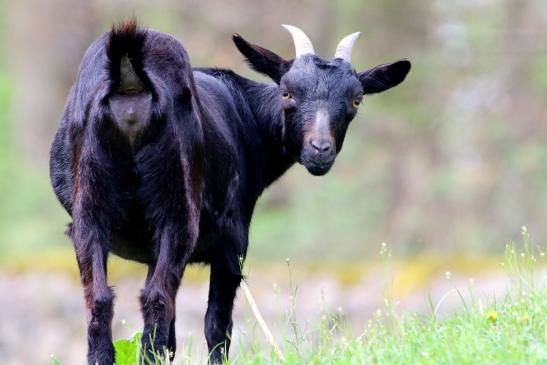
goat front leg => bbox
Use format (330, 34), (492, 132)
(205, 231), (245, 364)
(140, 223), (193, 360)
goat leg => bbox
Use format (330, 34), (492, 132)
(142, 262), (177, 362)
(205, 229), (246, 364)
(71, 214), (115, 364)
(140, 223), (191, 361)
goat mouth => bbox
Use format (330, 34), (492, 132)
(301, 157), (335, 176)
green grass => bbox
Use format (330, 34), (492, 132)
(228, 230), (546, 365)
(52, 230), (546, 365)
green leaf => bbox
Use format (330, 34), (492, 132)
(50, 356), (62, 365)
(114, 332), (142, 365)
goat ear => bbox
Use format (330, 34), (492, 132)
(358, 59), (411, 95)
(233, 34), (291, 84)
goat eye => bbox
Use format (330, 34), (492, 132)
(352, 99), (361, 108)
(282, 92), (292, 99)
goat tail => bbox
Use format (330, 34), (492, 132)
(105, 17), (150, 92)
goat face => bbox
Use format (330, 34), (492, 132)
(279, 56), (362, 175)
(233, 27), (411, 176)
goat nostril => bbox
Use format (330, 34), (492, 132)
(310, 139), (332, 153)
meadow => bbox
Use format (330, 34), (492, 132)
(51, 231), (546, 365)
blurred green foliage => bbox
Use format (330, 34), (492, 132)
(1, 0), (547, 261)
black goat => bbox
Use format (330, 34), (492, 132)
(50, 19), (410, 364)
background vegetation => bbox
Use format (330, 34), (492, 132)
(1, 0), (546, 260)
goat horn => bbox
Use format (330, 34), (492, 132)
(282, 24), (315, 58)
(334, 32), (361, 63)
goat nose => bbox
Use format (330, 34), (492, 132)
(310, 139), (332, 153)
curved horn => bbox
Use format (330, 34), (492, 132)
(334, 32), (361, 63)
(282, 24), (315, 57)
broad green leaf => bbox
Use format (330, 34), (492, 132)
(114, 332), (142, 365)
